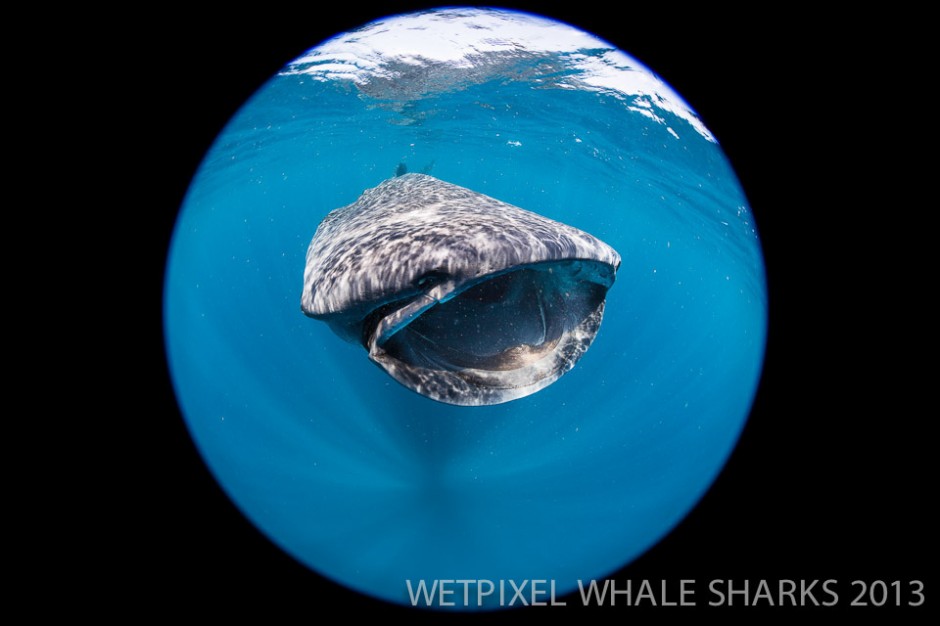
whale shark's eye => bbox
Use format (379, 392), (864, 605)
(415, 270), (449, 289)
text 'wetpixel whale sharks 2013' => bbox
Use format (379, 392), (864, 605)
(301, 173), (620, 406)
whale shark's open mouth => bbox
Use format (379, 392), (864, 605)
(301, 173), (620, 406)
(365, 259), (613, 406)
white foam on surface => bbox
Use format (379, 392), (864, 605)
(284, 8), (714, 142)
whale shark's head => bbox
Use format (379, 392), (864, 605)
(302, 173), (620, 406)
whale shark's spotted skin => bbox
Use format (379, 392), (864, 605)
(302, 173), (620, 406)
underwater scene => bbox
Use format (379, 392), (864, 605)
(164, 8), (766, 610)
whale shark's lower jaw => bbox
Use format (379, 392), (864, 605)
(366, 260), (610, 406)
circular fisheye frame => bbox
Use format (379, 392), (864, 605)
(164, 8), (766, 611)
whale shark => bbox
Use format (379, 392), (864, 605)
(301, 173), (620, 406)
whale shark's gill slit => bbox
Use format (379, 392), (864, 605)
(535, 286), (548, 346)
(301, 173), (620, 406)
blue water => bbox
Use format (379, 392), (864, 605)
(164, 29), (766, 610)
